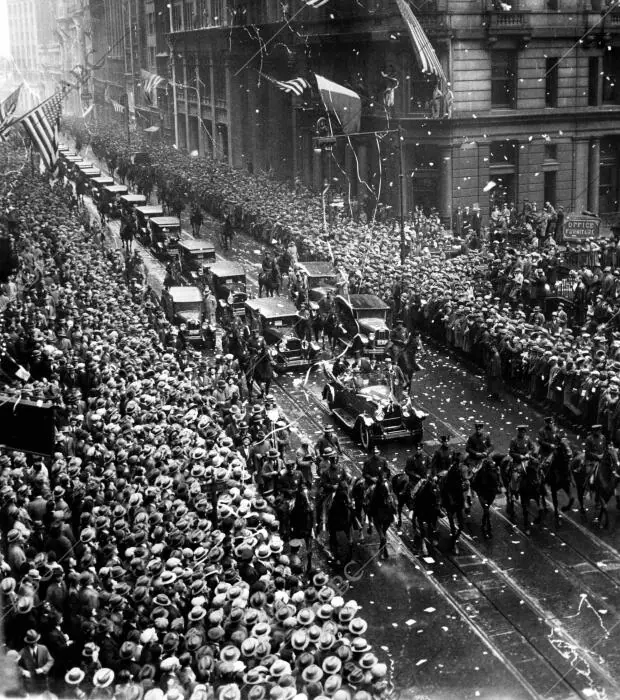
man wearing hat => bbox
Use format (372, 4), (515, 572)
(295, 436), (317, 486)
(315, 425), (342, 457)
(18, 629), (54, 694)
(362, 446), (390, 484)
(316, 447), (350, 532)
(404, 443), (430, 485)
(537, 417), (559, 460)
(465, 422), (492, 469)
(509, 425), (536, 464)
(585, 424), (607, 471)
(430, 436), (453, 477)
(378, 356), (407, 402)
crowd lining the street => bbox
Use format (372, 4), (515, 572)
(0, 159), (391, 700)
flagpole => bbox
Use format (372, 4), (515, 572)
(168, 5), (180, 148)
(398, 122), (406, 266)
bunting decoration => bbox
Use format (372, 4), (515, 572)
(303, 0), (329, 6)
(0, 84), (22, 141)
(141, 69), (166, 105)
(111, 100), (125, 114)
(314, 73), (361, 135)
(260, 73), (309, 97)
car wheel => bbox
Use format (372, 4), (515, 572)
(359, 421), (373, 451)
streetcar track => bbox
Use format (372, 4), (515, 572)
(274, 378), (615, 699)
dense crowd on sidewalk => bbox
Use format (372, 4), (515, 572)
(0, 165), (390, 700)
(64, 117), (620, 439)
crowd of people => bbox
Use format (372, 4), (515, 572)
(62, 116), (620, 441)
(0, 162), (392, 700)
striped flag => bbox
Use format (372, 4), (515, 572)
(22, 91), (64, 172)
(0, 84), (22, 141)
(261, 73), (309, 97)
(111, 99), (125, 113)
(395, 0), (446, 82)
(141, 69), (166, 104)
(303, 0), (329, 6)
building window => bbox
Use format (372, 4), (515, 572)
(544, 143), (558, 161)
(546, 0), (559, 9)
(147, 12), (155, 35)
(544, 171), (557, 206)
(491, 51), (517, 108)
(148, 47), (156, 67)
(545, 57), (558, 107)
(603, 49), (620, 104)
(490, 140), (518, 164)
(589, 57), (601, 106)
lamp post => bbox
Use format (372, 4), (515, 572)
(312, 125), (407, 263)
(167, 3), (180, 148)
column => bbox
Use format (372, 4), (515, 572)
(312, 147), (322, 192)
(344, 142), (357, 201)
(439, 145), (453, 223)
(224, 58), (236, 167)
(356, 143), (368, 191)
(209, 52), (216, 159)
(196, 59), (204, 157)
(588, 137), (600, 214)
(574, 138), (589, 213)
(183, 59), (190, 151)
(292, 106), (298, 182)
(302, 131), (312, 188)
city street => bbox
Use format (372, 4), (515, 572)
(89, 174), (620, 699)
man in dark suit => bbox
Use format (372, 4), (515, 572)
(18, 628), (55, 694)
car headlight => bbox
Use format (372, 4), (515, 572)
(180, 323), (187, 331)
(279, 341), (287, 353)
(375, 407), (385, 422)
(368, 332), (375, 341)
(202, 322), (208, 329)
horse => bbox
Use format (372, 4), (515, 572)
(570, 449), (594, 516)
(590, 446), (620, 528)
(501, 456), (546, 535)
(258, 266), (281, 297)
(470, 457), (502, 539)
(326, 481), (354, 565)
(289, 484), (315, 570)
(540, 438), (575, 524)
(221, 217), (234, 251)
(439, 461), (468, 552)
(366, 476), (397, 559)
(392, 472), (440, 555)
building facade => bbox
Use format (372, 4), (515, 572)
(88, 0), (620, 225)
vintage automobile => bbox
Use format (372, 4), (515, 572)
(178, 239), (216, 282)
(296, 261), (337, 302)
(77, 163), (101, 179)
(119, 193), (147, 215)
(101, 184), (129, 218)
(322, 363), (426, 449)
(335, 294), (390, 357)
(135, 205), (164, 242)
(245, 297), (319, 373)
(161, 286), (206, 346)
(90, 176), (114, 201)
(209, 261), (247, 322)
(151, 216), (181, 259)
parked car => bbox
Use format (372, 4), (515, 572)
(335, 294), (390, 357)
(101, 184), (129, 218)
(150, 216), (181, 259)
(135, 205), (164, 242)
(119, 193), (147, 216)
(161, 286), (206, 347)
(90, 176), (114, 201)
(178, 239), (216, 282)
(296, 261), (337, 302)
(322, 363), (426, 449)
(210, 260), (247, 322)
(245, 297), (319, 373)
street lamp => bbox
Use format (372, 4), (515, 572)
(313, 117), (336, 234)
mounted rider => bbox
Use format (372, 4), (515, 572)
(362, 446), (390, 485)
(315, 425), (343, 458)
(584, 424), (607, 469)
(405, 442), (431, 486)
(430, 435), (453, 477)
(316, 445), (351, 531)
(465, 422), (493, 472)
(509, 425), (537, 465)
(537, 416), (559, 460)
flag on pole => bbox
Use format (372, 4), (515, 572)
(314, 73), (361, 135)
(22, 91), (64, 172)
(111, 100), (125, 113)
(260, 73), (309, 97)
(303, 0), (329, 6)
(141, 69), (166, 104)
(0, 84), (22, 140)
(395, 0), (446, 82)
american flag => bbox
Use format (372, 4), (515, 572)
(0, 84), (22, 141)
(141, 69), (166, 96)
(395, 0), (446, 82)
(262, 73), (309, 97)
(303, 0), (329, 6)
(22, 91), (64, 172)
(111, 99), (125, 113)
